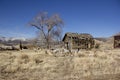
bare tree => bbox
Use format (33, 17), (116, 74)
(30, 12), (64, 49)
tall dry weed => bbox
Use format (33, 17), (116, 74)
(0, 49), (120, 80)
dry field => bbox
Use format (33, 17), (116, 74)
(0, 41), (120, 80)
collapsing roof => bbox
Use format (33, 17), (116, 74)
(63, 32), (93, 41)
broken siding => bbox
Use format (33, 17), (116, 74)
(63, 32), (94, 49)
(114, 35), (120, 48)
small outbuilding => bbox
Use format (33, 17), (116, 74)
(114, 34), (120, 48)
(62, 32), (95, 50)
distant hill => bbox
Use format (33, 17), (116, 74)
(0, 36), (28, 46)
(94, 37), (108, 42)
(0, 36), (26, 41)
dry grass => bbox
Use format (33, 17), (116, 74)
(0, 48), (120, 80)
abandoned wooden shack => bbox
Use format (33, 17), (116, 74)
(114, 34), (120, 48)
(62, 32), (95, 50)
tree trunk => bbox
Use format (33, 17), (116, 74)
(46, 38), (50, 49)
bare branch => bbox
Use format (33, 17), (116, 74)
(29, 12), (64, 49)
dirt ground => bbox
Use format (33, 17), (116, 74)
(0, 38), (120, 80)
(0, 46), (120, 80)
